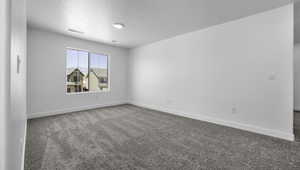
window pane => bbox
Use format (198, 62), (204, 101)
(66, 49), (89, 93)
(89, 53), (108, 91)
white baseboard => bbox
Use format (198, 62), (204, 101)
(129, 101), (294, 141)
(27, 101), (127, 119)
(294, 106), (300, 112)
(21, 120), (27, 170)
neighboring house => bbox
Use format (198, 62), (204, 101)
(89, 68), (108, 91)
(66, 68), (87, 92)
(66, 68), (108, 92)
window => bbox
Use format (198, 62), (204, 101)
(66, 49), (109, 93)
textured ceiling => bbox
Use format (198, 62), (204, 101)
(27, 0), (291, 48)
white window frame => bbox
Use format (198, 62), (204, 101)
(65, 47), (110, 95)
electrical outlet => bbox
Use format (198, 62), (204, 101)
(231, 107), (237, 114)
(166, 99), (173, 105)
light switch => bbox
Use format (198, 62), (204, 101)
(268, 74), (276, 80)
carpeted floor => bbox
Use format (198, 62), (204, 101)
(25, 104), (300, 170)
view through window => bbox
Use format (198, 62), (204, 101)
(66, 49), (108, 93)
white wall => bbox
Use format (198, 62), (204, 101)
(27, 28), (129, 118)
(129, 5), (294, 140)
(294, 44), (300, 111)
(0, 0), (11, 169)
(7, 0), (27, 169)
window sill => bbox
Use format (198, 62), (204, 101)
(66, 89), (110, 95)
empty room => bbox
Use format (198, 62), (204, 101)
(2, 0), (300, 169)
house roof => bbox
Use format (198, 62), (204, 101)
(67, 67), (107, 78)
(90, 68), (107, 78)
(67, 68), (75, 75)
(67, 68), (85, 76)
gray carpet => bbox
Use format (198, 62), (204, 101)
(25, 105), (300, 170)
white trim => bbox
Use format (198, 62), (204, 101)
(27, 101), (126, 119)
(27, 101), (295, 141)
(66, 89), (110, 96)
(65, 48), (111, 95)
(21, 120), (27, 170)
(129, 101), (295, 141)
